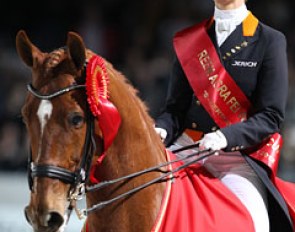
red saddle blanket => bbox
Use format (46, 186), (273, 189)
(84, 150), (295, 232)
(151, 151), (295, 232)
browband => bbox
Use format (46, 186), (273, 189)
(27, 83), (86, 100)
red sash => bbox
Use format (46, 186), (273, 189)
(173, 19), (282, 176)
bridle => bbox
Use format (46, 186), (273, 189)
(26, 83), (96, 220)
(25, 81), (217, 221)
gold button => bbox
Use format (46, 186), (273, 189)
(241, 41), (248, 47)
(192, 123), (197, 129)
(196, 100), (201, 105)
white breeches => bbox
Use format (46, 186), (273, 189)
(221, 174), (269, 232)
(170, 134), (270, 232)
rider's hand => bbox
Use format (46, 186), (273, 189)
(155, 127), (167, 142)
(199, 130), (227, 151)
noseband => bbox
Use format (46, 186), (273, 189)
(26, 83), (95, 200)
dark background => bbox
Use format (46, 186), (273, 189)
(0, 0), (294, 180)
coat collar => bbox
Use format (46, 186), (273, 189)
(242, 12), (259, 37)
(208, 12), (260, 61)
(221, 12), (259, 60)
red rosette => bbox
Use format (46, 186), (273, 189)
(85, 55), (121, 154)
(85, 55), (109, 117)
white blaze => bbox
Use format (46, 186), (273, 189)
(37, 100), (53, 136)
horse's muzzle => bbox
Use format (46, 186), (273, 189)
(24, 206), (65, 232)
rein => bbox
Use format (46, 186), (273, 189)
(84, 148), (216, 214)
(86, 141), (202, 192)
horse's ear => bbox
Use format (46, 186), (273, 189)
(15, 30), (43, 68)
(66, 32), (86, 71)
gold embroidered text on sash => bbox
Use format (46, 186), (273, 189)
(198, 49), (244, 118)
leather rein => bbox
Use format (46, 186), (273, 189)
(26, 82), (216, 220)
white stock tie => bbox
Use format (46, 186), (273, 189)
(215, 19), (236, 46)
(216, 19), (232, 32)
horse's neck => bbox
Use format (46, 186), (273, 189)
(107, 107), (166, 176)
(85, 77), (167, 230)
(87, 112), (167, 232)
(104, 64), (166, 174)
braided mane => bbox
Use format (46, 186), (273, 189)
(44, 48), (66, 73)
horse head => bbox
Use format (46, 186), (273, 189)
(16, 30), (103, 232)
(16, 30), (166, 232)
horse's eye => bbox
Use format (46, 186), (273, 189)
(68, 113), (85, 128)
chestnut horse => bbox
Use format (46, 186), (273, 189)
(16, 30), (263, 232)
(16, 30), (168, 232)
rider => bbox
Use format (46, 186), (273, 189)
(155, 0), (294, 231)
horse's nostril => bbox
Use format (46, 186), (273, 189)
(47, 212), (64, 229)
(24, 207), (64, 231)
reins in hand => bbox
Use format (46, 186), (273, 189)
(83, 144), (217, 214)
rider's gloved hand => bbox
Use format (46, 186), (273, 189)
(154, 127), (167, 142)
(199, 130), (227, 151)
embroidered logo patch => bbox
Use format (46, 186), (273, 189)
(231, 60), (258, 68)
